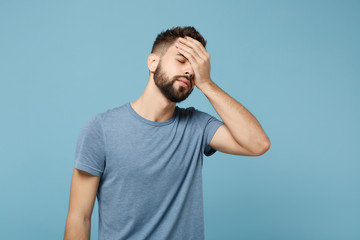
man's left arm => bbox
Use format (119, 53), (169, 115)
(176, 36), (270, 156)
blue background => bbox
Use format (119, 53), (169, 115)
(1, 0), (359, 239)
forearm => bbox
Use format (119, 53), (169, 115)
(199, 80), (270, 153)
(64, 215), (91, 240)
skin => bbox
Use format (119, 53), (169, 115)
(63, 34), (270, 240)
(131, 36), (270, 156)
(153, 57), (194, 103)
(130, 38), (195, 122)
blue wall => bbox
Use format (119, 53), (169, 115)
(1, 0), (359, 239)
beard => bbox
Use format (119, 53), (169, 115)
(153, 60), (193, 103)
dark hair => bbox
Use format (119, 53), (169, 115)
(151, 26), (207, 57)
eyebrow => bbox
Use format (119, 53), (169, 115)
(175, 53), (188, 60)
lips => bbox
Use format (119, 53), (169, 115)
(176, 78), (190, 87)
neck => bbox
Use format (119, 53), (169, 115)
(130, 76), (176, 122)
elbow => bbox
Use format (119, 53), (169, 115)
(255, 138), (271, 156)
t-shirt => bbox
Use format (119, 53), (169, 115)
(73, 102), (224, 240)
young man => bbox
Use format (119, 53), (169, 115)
(64, 26), (270, 240)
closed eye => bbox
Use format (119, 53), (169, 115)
(175, 53), (187, 63)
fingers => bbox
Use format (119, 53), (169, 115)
(177, 37), (207, 61)
(177, 47), (199, 72)
(175, 42), (198, 66)
(175, 36), (212, 84)
(175, 37), (211, 70)
(181, 37), (210, 60)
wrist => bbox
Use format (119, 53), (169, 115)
(198, 79), (215, 93)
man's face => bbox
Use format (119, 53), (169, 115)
(153, 44), (194, 103)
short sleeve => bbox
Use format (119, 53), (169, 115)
(74, 114), (106, 177)
(192, 108), (224, 157)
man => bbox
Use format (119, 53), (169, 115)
(64, 26), (270, 240)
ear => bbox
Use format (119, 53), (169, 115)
(148, 53), (160, 73)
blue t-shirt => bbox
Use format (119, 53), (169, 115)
(74, 102), (224, 240)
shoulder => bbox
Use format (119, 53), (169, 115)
(93, 103), (129, 123)
(101, 103), (128, 116)
(176, 106), (207, 122)
(180, 106), (215, 121)
(176, 105), (218, 128)
(176, 105), (196, 117)
(176, 105), (210, 116)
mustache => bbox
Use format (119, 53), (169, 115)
(173, 75), (191, 82)
(174, 75), (191, 81)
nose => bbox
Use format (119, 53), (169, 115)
(183, 61), (194, 82)
(185, 71), (194, 81)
